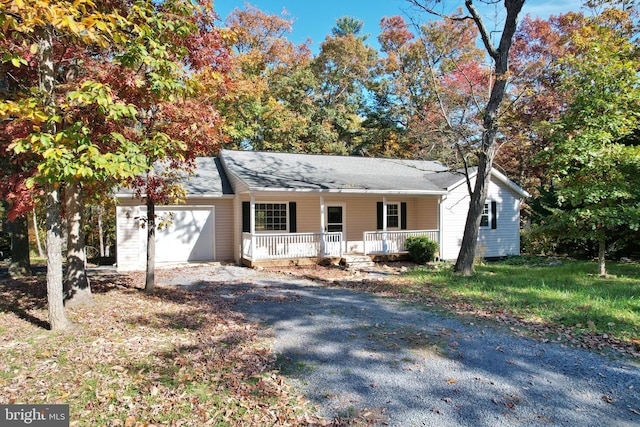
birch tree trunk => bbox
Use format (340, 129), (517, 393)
(98, 205), (105, 257)
(64, 179), (93, 306)
(33, 207), (44, 258)
(598, 234), (607, 277)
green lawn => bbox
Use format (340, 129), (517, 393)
(400, 257), (640, 356)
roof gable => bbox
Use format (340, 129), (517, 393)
(445, 166), (531, 198)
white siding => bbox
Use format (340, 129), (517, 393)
(116, 204), (143, 271)
(116, 198), (235, 271)
(478, 182), (522, 258)
(441, 176), (523, 260)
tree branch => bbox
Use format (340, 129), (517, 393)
(464, 0), (498, 59)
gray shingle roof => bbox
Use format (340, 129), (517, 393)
(184, 157), (234, 196)
(219, 150), (459, 194)
(115, 151), (529, 198)
(115, 157), (233, 198)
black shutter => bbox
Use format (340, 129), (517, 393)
(401, 202), (407, 230)
(289, 202), (297, 232)
(491, 201), (497, 229)
(377, 202), (383, 230)
(242, 201), (250, 232)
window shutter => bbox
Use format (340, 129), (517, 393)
(401, 202), (407, 230)
(377, 202), (383, 230)
(242, 201), (250, 232)
(289, 202), (297, 233)
(491, 201), (497, 229)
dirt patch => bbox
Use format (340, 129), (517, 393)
(262, 261), (418, 282)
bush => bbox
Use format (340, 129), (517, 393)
(406, 236), (439, 264)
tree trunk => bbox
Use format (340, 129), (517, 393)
(38, 23), (71, 330)
(46, 184), (71, 330)
(9, 214), (32, 278)
(98, 205), (105, 257)
(145, 198), (156, 292)
(598, 236), (607, 277)
(454, 149), (495, 275)
(64, 180), (93, 306)
(33, 207), (45, 258)
(452, 0), (524, 276)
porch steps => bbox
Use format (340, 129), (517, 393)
(340, 254), (375, 270)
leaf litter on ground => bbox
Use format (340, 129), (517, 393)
(0, 270), (371, 426)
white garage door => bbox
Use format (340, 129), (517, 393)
(153, 206), (215, 263)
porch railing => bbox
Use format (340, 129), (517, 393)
(242, 232), (343, 261)
(363, 230), (439, 255)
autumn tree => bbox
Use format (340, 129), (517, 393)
(0, 0), (153, 328)
(223, 5), (325, 152)
(408, 0), (525, 275)
(119, 0), (231, 292)
(310, 17), (379, 154)
(498, 12), (583, 198)
(539, 6), (640, 276)
(371, 14), (488, 160)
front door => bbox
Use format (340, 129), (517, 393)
(326, 205), (345, 253)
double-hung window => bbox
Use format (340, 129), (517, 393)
(480, 203), (490, 227)
(387, 203), (400, 228)
(481, 201), (497, 229)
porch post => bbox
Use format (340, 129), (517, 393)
(438, 195), (446, 261)
(382, 196), (388, 254)
(250, 195), (256, 260)
(320, 196), (326, 256)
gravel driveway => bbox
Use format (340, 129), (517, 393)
(157, 264), (640, 427)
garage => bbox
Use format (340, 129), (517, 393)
(153, 206), (215, 263)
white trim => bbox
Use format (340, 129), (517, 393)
(480, 202), (490, 229)
(239, 188), (448, 196)
(384, 201), (402, 230)
(446, 169), (530, 198)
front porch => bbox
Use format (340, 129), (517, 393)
(241, 229), (439, 267)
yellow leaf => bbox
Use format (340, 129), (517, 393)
(30, 43), (38, 54)
(10, 57), (20, 67)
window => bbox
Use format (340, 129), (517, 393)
(481, 201), (497, 229)
(255, 203), (287, 231)
(480, 203), (490, 227)
(387, 203), (399, 228)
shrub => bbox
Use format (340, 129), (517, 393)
(406, 236), (439, 264)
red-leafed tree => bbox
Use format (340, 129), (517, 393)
(118, 0), (232, 292)
(0, 0), (231, 328)
(371, 14), (488, 160)
(497, 12), (583, 198)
